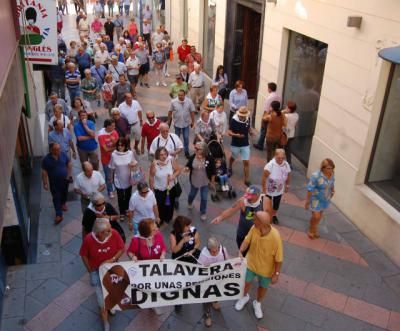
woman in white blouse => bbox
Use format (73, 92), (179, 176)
(109, 137), (137, 218)
(149, 147), (181, 226)
(282, 101), (299, 166)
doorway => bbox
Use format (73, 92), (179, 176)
(282, 31), (328, 166)
(231, 4), (261, 98)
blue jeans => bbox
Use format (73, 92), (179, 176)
(67, 86), (80, 105)
(90, 271), (104, 308)
(256, 125), (266, 149)
(188, 184), (209, 215)
(102, 163), (114, 194)
(124, 4), (130, 15)
(175, 126), (190, 154)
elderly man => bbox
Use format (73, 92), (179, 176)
(104, 16), (114, 40)
(76, 46), (92, 77)
(80, 218), (124, 331)
(169, 74), (188, 99)
(126, 50), (140, 91)
(74, 161), (106, 213)
(90, 59), (107, 89)
(112, 74), (133, 106)
(74, 110), (99, 170)
(65, 62), (81, 105)
(211, 185), (269, 251)
(113, 13), (124, 39)
(185, 45), (203, 73)
(177, 39), (191, 65)
(188, 63), (205, 111)
(108, 55), (127, 83)
(48, 119), (77, 160)
(45, 92), (69, 121)
(94, 44), (110, 68)
(149, 122), (183, 158)
(111, 107), (130, 140)
(141, 111), (161, 156)
(235, 211), (283, 319)
(78, 14), (90, 38)
(168, 89), (195, 158)
(118, 92), (143, 153)
(41, 143), (72, 224)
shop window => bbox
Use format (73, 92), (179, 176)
(367, 65), (400, 210)
(203, 0), (216, 76)
(283, 31), (328, 165)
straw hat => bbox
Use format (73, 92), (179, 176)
(236, 106), (250, 118)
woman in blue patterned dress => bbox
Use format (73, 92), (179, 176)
(305, 158), (335, 239)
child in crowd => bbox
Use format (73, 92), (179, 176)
(215, 158), (229, 191)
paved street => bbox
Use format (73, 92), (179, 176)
(2, 5), (400, 331)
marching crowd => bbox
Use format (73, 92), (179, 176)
(42, 4), (336, 330)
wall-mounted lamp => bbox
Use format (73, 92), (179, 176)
(267, 0), (277, 4)
(347, 16), (362, 28)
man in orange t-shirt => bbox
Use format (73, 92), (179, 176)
(98, 119), (119, 198)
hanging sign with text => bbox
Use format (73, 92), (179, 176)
(17, 0), (57, 64)
(99, 258), (247, 310)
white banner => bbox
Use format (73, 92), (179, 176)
(17, 0), (58, 64)
(99, 258), (247, 310)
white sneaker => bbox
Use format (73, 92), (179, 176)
(200, 214), (207, 221)
(252, 300), (263, 319)
(156, 82), (160, 86)
(223, 185), (229, 191)
(187, 203), (193, 210)
(235, 294), (249, 311)
(165, 73), (170, 77)
(162, 82), (167, 87)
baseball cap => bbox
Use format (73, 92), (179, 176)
(244, 185), (261, 199)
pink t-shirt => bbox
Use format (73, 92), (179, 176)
(127, 231), (166, 260)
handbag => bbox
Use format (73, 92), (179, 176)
(130, 167), (146, 186)
(280, 131), (288, 147)
(173, 181), (182, 198)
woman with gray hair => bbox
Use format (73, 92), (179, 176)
(184, 141), (216, 221)
(80, 218), (125, 331)
(198, 237), (229, 327)
(81, 69), (99, 116)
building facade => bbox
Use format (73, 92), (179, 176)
(167, 0), (400, 265)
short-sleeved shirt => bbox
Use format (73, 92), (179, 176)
(49, 114), (70, 130)
(48, 129), (72, 155)
(74, 120), (98, 151)
(79, 229), (125, 271)
(127, 231), (166, 260)
(169, 82), (188, 98)
(41, 152), (69, 185)
(244, 226), (283, 277)
(188, 71), (205, 88)
(45, 99), (69, 121)
(126, 56), (140, 76)
(128, 190), (157, 224)
(98, 128), (119, 165)
(90, 65), (108, 89)
(169, 97), (195, 128)
(65, 69), (81, 88)
(230, 116), (250, 147)
(141, 119), (161, 150)
(264, 159), (291, 197)
(149, 133), (183, 156)
(307, 170), (335, 210)
(108, 62), (127, 82)
(74, 171), (105, 196)
(119, 100), (142, 124)
(109, 150), (136, 189)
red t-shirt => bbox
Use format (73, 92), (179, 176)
(141, 119), (161, 150)
(177, 45), (191, 62)
(127, 231), (166, 260)
(80, 229), (125, 271)
(98, 129), (119, 165)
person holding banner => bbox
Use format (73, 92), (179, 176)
(80, 218), (125, 331)
(235, 211), (283, 320)
(127, 219), (166, 261)
(198, 237), (229, 327)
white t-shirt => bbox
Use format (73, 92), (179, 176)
(74, 171), (105, 196)
(264, 158), (291, 196)
(149, 133), (183, 156)
(285, 112), (299, 139)
(153, 156), (174, 190)
(128, 190), (156, 224)
(109, 150), (136, 189)
(126, 56), (140, 76)
(49, 114), (70, 130)
(119, 101), (142, 125)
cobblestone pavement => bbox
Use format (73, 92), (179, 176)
(2, 5), (400, 331)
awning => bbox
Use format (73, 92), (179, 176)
(378, 46), (400, 64)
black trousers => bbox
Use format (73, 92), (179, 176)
(116, 186), (132, 216)
(154, 188), (175, 223)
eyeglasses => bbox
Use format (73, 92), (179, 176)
(147, 116), (155, 120)
(95, 202), (105, 207)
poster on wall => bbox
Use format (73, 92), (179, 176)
(99, 258), (247, 310)
(16, 0), (57, 64)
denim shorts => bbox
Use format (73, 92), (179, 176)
(90, 271), (105, 309)
(245, 268), (271, 288)
(230, 145), (250, 161)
